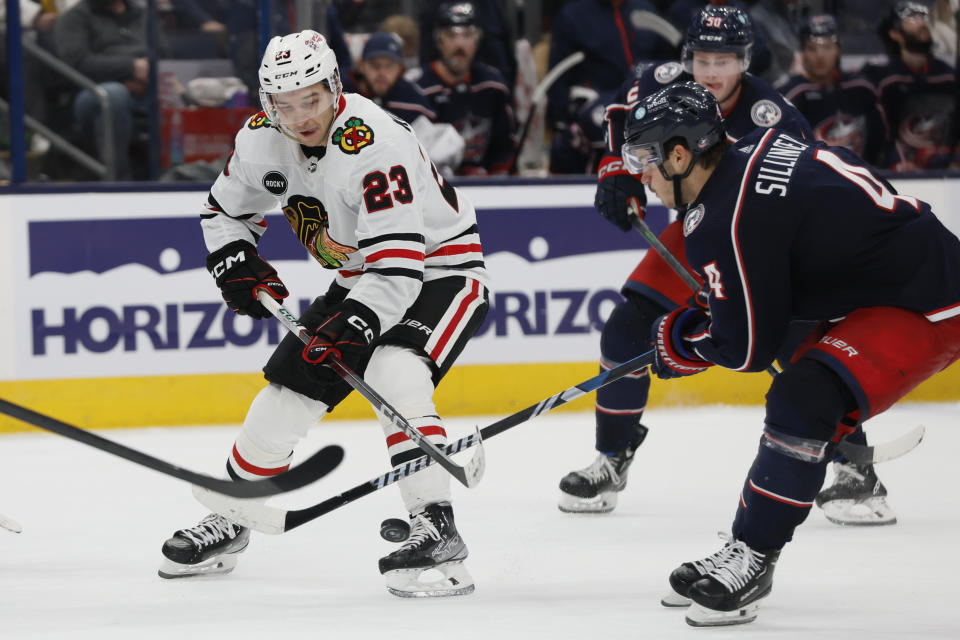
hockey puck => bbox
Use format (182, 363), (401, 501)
(380, 517), (411, 542)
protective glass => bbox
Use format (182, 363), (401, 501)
(681, 47), (750, 75)
(259, 83), (336, 128)
(621, 141), (663, 175)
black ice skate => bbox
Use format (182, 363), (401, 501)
(378, 502), (474, 598)
(158, 513), (250, 579)
(558, 426), (647, 513)
(660, 534), (733, 607)
(816, 460), (896, 526)
(683, 539), (780, 627)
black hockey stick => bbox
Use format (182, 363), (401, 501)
(193, 349), (658, 534)
(0, 397), (344, 498)
(256, 291), (485, 489)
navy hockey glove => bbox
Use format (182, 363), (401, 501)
(206, 240), (288, 319)
(650, 307), (713, 379)
(302, 299), (380, 386)
(595, 156), (647, 232)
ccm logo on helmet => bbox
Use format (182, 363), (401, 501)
(211, 250), (246, 278)
(275, 70), (298, 79)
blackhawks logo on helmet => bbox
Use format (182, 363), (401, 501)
(332, 117), (375, 154)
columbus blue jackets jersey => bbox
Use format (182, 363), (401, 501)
(201, 93), (487, 333)
(862, 56), (959, 170)
(341, 71), (437, 125)
(678, 127), (960, 372)
(779, 71), (887, 166)
(412, 61), (516, 175)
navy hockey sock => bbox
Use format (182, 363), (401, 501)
(594, 295), (665, 452)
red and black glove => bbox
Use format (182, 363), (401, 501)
(206, 240), (288, 319)
(302, 299), (380, 385)
(650, 307), (714, 379)
(594, 156), (647, 231)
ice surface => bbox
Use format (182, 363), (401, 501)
(1, 403), (958, 639)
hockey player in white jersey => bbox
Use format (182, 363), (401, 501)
(157, 30), (489, 598)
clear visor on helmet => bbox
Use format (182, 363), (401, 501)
(621, 141), (664, 175)
(259, 82), (336, 128)
(681, 46), (751, 75)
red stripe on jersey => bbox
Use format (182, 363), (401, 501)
(255, 219), (267, 228)
(365, 249), (425, 264)
(430, 279), (480, 360)
(426, 243), (483, 257)
(385, 425), (447, 448)
(748, 479), (813, 507)
(339, 269), (363, 278)
(231, 445), (290, 476)
(926, 301), (960, 322)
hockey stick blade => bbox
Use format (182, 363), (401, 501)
(193, 349), (655, 534)
(0, 396), (344, 498)
(836, 424), (925, 465)
(0, 513), (23, 534)
(257, 292), (485, 488)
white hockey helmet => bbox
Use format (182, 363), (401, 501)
(259, 30), (342, 134)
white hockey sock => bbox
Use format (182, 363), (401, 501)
(229, 383), (329, 480)
(365, 345), (452, 513)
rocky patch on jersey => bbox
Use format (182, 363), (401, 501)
(332, 117), (374, 154)
(282, 195), (356, 268)
(750, 100), (782, 128)
(683, 204), (705, 237)
(654, 62), (683, 84)
(262, 171), (288, 195)
(247, 111), (272, 130)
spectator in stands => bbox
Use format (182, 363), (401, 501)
(342, 32), (437, 124)
(930, 0), (957, 66)
(778, 14), (887, 165)
(379, 14), (421, 69)
(413, 2), (516, 176)
(863, 1), (960, 170)
(667, 0), (773, 75)
(53, 0), (167, 180)
(545, 0), (677, 135)
(418, 0), (515, 87)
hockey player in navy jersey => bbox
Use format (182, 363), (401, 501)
(624, 81), (960, 626)
(779, 14), (887, 167)
(157, 30), (489, 598)
(412, 2), (516, 175)
(557, 5), (813, 513)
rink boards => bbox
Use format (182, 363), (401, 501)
(0, 178), (958, 432)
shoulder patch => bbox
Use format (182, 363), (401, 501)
(750, 100), (782, 128)
(262, 170), (287, 195)
(683, 204), (706, 237)
(247, 111), (272, 130)
(654, 61), (683, 85)
(332, 116), (375, 154)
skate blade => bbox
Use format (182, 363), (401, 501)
(384, 561), (475, 598)
(660, 590), (692, 607)
(821, 497), (897, 526)
(157, 551), (242, 579)
(557, 491), (617, 514)
(685, 601), (760, 627)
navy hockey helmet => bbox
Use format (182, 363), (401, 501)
(800, 14), (839, 44)
(622, 81), (725, 177)
(682, 6), (754, 73)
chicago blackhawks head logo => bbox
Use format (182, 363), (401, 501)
(332, 117), (375, 154)
(282, 195), (356, 268)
